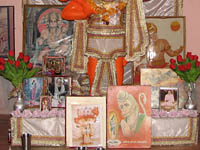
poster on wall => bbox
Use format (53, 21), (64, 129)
(107, 85), (152, 148)
(23, 5), (74, 68)
(66, 96), (106, 148)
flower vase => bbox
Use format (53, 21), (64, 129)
(13, 90), (24, 112)
(184, 82), (196, 110)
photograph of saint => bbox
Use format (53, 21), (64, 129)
(24, 6), (74, 67)
(107, 86), (152, 148)
(40, 96), (52, 111)
(46, 76), (71, 107)
(160, 87), (178, 112)
(24, 77), (43, 107)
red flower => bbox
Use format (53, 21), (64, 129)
(8, 50), (14, 57)
(0, 58), (5, 65)
(186, 52), (192, 58)
(170, 64), (176, 70)
(177, 55), (183, 62)
(24, 55), (30, 63)
(49, 70), (55, 75)
(18, 52), (24, 59)
(27, 63), (33, 69)
(196, 61), (200, 67)
(185, 62), (191, 70)
(170, 58), (176, 64)
(8, 59), (13, 65)
(193, 55), (198, 61)
(0, 65), (4, 71)
(14, 60), (20, 68)
(178, 64), (185, 71)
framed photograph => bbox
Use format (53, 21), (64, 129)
(23, 5), (74, 67)
(141, 68), (187, 109)
(44, 76), (72, 108)
(0, 0), (23, 58)
(134, 16), (185, 84)
(43, 56), (65, 75)
(159, 87), (178, 112)
(40, 95), (52, 111)
(66, 96), (106, 148)
(107, 85), (152, 148)
(23, 77), (44, 107)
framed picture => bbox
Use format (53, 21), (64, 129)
(107, 85), (152, 148)
(43, 56), (65, 75)
(66, 96), (106, 148)
(159, 87), (178, 112)
(44, 76), (72, 108)
(141, 68), (187, 109)
(0, 0), (23, 58)
(134, 16), (185, 84)
(40, 95), (52, 111)
(23, 77), (44, 107)
(23, 5), (74, 67)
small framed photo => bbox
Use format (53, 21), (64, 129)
(159, 87), (178, 112)
(66, 96), (106, 148)
(43, 56), (65, 75)
(40, 96), (52, 111)
(44, 76), (72, 108)
(23, 77), (44, 107)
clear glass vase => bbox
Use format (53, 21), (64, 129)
(184, 82), (196, 110)
(13, 90), (24, 112)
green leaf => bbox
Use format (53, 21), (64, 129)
(24, 68), (41, 79)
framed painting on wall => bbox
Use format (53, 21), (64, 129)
(107, 85), (152, 148)
(44, 76), (72, 108)
(134, 16), (185, 84)
(159, 87), (179, 112)
(23, 77), (44, 107)
(40, 95), (52, 111)
(23, 5), (74, 68)
(66, 96), (106, 148)
(0, 0), (23, 58)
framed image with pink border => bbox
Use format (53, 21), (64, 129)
(0, 0), (23, 58)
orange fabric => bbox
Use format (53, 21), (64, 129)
(115, 57), (127, 85)
(87, 57), (98, 90)
(61, 0), (96, 20)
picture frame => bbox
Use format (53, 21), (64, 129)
(159, 87), (178, 112)
(141, 68), (187, 109)
(134, 16), (185, 84)
(107, 85), (152, 148)
(66, 96), (106, 148)
(0, 0), (23, 58)
(23, 77), (44, 107)
(44, 76), (72, 108)
(43, 56), (66, 75)
(23, 5), (74, 67)
(40, 95), (52, 111)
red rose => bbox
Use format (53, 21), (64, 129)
(178, 64), (185, 71)
(177, 55), (183, 63)
(49, 70), (55, 75)
(196, 61), (200, 67)
(27, 63), (33, 69)
(8, 50), (14, 57)
(185, 62), (191, 70)
(186, 52), (192, 58)
(24, 55), (30, 63)
(8, 59), (13, 65)
(15, 60), (20, 68)
(170, 64), (176, 70)
(170, 58), (176, 64)
(193, 55), (198, 61)
(0, 58), (5, 64)
(18, 52), (24, 59)
(0, 65), (4, 71)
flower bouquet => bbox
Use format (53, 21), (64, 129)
(170, 52), (200, 109)
(0, 50), (41, 99)
(169, 52), (200, 83)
